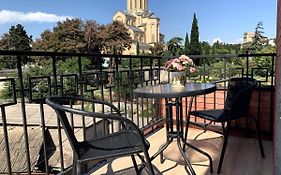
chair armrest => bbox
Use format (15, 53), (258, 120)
(46, 96), (144, 137)
(211, 78), (230, 84)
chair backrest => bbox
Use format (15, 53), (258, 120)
(45, 96), (123, 159)
(46, 96), (82, 158)
(224, 77), (257, 120)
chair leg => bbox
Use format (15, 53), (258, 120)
(131, 155), (140, 174)
(143, 150), (155, 175)
(160, 152), (165, 164)
(76, 162), (82, 175)
(249, 115), (265, 158)
(217, 121), (231, 174)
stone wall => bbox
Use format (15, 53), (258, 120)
(274, 0), (281, 174)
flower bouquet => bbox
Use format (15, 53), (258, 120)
(164, 55), (196, 86)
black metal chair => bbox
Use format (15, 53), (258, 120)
(185, 77), (265, 174)
(46, 96), (155, 175)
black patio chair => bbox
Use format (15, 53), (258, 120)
(185, 77), (265, 174)
(46, 96), (155, 175)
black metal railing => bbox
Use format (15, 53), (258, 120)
(0, 50), (276, 174)
(0, 50), (162, 174)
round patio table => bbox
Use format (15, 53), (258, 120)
(133, 82), (216, 175)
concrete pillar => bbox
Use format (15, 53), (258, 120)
(274, 0), (281, 174)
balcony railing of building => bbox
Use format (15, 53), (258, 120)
(0, 50), (276, 174)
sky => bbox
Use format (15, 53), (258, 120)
(0, 0), (277, 44)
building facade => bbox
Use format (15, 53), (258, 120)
(113, 0), (164, 54)
(243, 32), (255, 43)
(243, 31), (275, 46)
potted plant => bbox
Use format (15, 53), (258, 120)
(164, 55), (196, 86)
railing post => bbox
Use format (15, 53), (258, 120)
(17, 55), (31, 175)
(52, 56), (64, 171)
(1, 107), (12, 174)
(39, 102), (49, 174)
(114, 56), (121, 111)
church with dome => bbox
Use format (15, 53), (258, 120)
(113, 0), (164, 54)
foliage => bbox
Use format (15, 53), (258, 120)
(193, 61), (245, 82)
(149, 42), (165, 56)
(184, 32), (190, 55)
(167, 37), (183, 56)
(84, 20), (104, 54)
(242, 22), (267, 53)
(252, 45), (275, 77)
(33, 18), (85, 52)
(8, 24), (33, 51)
(33, 19), (132, 69)
(0, 57), (92, 100)
(190, 14), (201, 56)
(200, 41), (211, 55)
(102, 21), (133, 55)
(0, 24), (33, 69)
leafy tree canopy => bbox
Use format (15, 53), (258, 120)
(0, 24), (32, 68)
(33, 18), (86, 52)
(167, 37), (183, 56)
(149, 42), (165, 56)
(242, 22), (268, 53)
(102, 20), (133, 54)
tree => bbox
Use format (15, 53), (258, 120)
(8, 24), (32, 51)
(189, 13), (201, 56)
(184, 32), (190, 55)
(84, 20), (105, 68)
(33, 18), (105, 68)
(102, 20), (133, 55)
(149, 42), (165, 56)
(200, 41), (211, 55)
(243, 22), (267, 53)
(84, 20), (104, 54)
(167, 37), (183, 56)
(253, 45), (275, 77)
(33, 18), (86, 52)
(189, 13), (201, 65)
(0, 24), (32, 68)
(33, 30), (57, 51)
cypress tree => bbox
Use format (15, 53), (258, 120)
(184, 32), (189, 55)
(190, 13), (201, 65)
(190, 13), (201, 55)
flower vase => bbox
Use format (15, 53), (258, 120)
(169, 71), (186, 87)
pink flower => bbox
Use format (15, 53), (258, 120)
(164, 54), (196, 73)
(190, 67), (196, 73)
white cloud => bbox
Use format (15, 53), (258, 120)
(0, 10), (73, 24)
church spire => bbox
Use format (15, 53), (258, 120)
(127, 0), (148, 12)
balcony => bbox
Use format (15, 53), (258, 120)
(93, 128), (273, 175)
(0, 50), (275, 174)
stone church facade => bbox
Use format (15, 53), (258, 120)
(113, 0), (164, 54)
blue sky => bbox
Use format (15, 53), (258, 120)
(0, 0), (277, 44)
